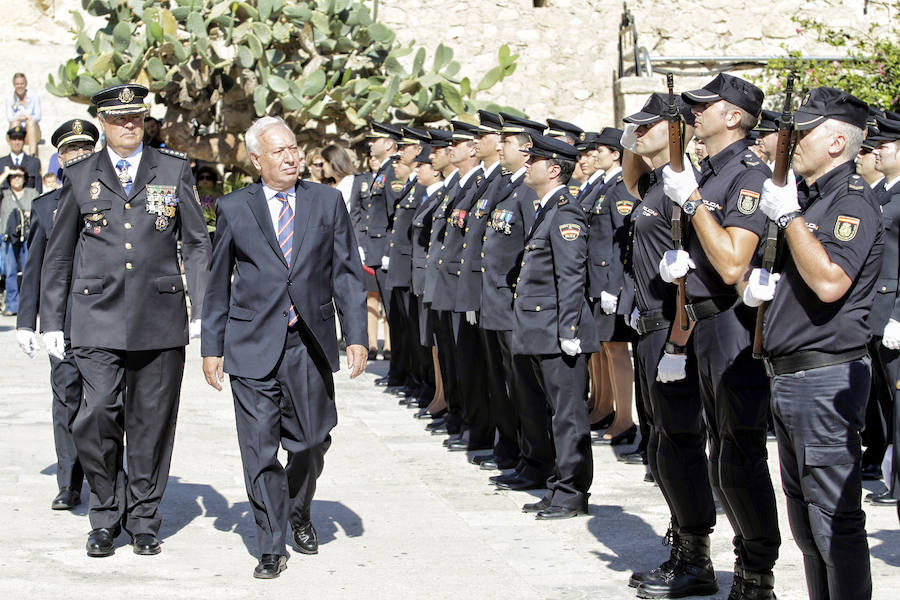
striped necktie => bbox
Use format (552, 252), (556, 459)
(116, 159), (133, 195)
(275, 192), (298, 327)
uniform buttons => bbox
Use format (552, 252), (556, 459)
(288, 280), (293, 286)
(91, 206), (98, 211)
(601, 261), (607, 266)
(282, 311), (288, 317)
(171, 285), (177, 291)
(481, 267), (485, 272)
(480, 252), (485, 258)
(125, 242), (132, 250)
(460, 259), (465, 264)
(124, 223), (132, 230)
(514, 292), (518, 298)
(438, 259), (443, 264)
(482, 236), (486, 242)
(571, 326), (576, 331)
(516, 277), (521, 282)
(441, 245), (445, 250)
(390, 242), (394, 247)
(124, 203), (131, 210)
(535, 305), (541, 311)
(83, 288), (89, 294)
(520, 261), (525, 267)
(882, 286), (888, 292)
(456, 270), (461, 275)
(462, 243), (467, 248)
(465, 227), (469, 232)
(125, 262), (133, 270)
(426, 254), (430, 259)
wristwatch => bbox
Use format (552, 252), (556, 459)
(777, 210), (802, 230)
(664, 341), (686, 355)
(681, 199), (699, 216)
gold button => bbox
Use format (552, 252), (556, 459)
(465, 227), (469, 232)
(462, 243), (467, 248)
(480, 252), (485, 258)
(124, 203), (131, 209)
(439, 259), (443, 264)
(514, 292), (518, 298)
(125, 262), (133, 270)
(441, 245), (445, 250)
(571, 326), (576, 330)
(456, 270), (461, 275)
(482, 236), (486, 242)
(172, 285), (177, 291)
(124, 223), (132, 229)
(460, 259), (465, 264)
(481, 267), (485, 272)
(125, 242), (132, 250)
(426, 254), (430, 259)
(536, 306), (541, 311)
(601, 261), (607, 266)
(390, 242), (394, 247)
(521, 261), (525, 267)
(882, 286), (888, 292)
(83, 288), (89, 294)
(516, 277), (521, 282)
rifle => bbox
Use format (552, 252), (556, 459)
(666, 73), (690, 330)
(752, 75), (795, 359)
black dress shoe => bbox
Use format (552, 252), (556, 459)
(425, 416), (446, 430)
(644, 472), (655, 483)
(374, 375), (390, 386)
(132, 533), (161, 555)
(495, 475), (545, 491)
(490, 471), (522, 485)
(51, 488), (81, 510)
(470, 454), (493, 465)
(590, 411), (615, 430)
(593, 424), (637, 446)
(522, 497), (551, 513)
(367, 348), (378, 360)
(382, 350), (392, 361)
(446, 438), (470, 451)
(535, 506), (586, 520)
(443, 434), (463, 447)
(861, 464), (883, 481)
(480, 457), (518, 471)
(429, 422), (449, 435)
(292, 521), (319, 554)
(619, 450), (648, 465)
(253, 554), (287, 579)
(86, 528), (117, 557)
(865, 490), (898, 505)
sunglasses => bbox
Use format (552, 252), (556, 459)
(312, 162), (324, 168)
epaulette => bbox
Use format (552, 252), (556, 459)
(741, 152), (762, 167)
(64, 152), (93, 168)
(557, 194), (568, 206)
(848, 174), (865, 193)
(616, 173), (623, 183)
(158, 147), (188, 160)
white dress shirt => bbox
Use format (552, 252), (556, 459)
(262, 182), (296, 236)
(106, 143), (143, 183)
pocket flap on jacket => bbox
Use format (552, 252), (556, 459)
(72, 278), (104, 296)
(875, 277), (898, 294)
(155, 275), (185, 293)
(320, 301), (336, 319)
(519, 296), (557, 311)
(805, 444), (860, 467)
(228, 305), (256, 321)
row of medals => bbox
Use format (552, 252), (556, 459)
(84, 182), (178, 232)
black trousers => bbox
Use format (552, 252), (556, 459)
(50, 342), (84, 493)
(454, 316), (495, 448)
(375, 269), (407, 385)
(407, 292), (434, 389)
(692, 306), (780, 573)
(480, 327), (519, 461)
(635, 328), (714, 535)
(73, 346), (184, 535)
(229, 329), (334, 557)
(632, 338), (651, 454)
(531, 352), (592, 510)
(863, 337), (897, 467)
(389, 286), (416, 386)
(771, 358), (872, 600)
(434, 310), (463, 434)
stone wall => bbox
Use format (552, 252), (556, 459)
(1, 0), (892, 163)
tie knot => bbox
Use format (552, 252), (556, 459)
(275, 191), (290, 204)
(116, 159), (130, 171)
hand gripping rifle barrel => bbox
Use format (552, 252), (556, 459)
(752, 74), (795, 359)
(667, 73), (690, 330)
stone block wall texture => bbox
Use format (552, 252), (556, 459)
(2, 0), (893, 162)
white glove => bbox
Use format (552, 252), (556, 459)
(759, 171), (799, 221)
(620, 124), (639, 153)
(742, 268), (781, 307)
(662, 163), (698, 207)
(883, 319), (900, 350)
(43, 331), (65, 360)
(656, 352), (687, 382)
(16, 329), (39, 358)
(381, 256), (390, 271)
(465, 310), (477, 325)
(559, 337), (582, 356)
(659, 250), (695, 283)
(189, 319), (202, 338)
(600, 291), (618, 315)
(358, 246), (366, 263)
(629, 307), (640, 330)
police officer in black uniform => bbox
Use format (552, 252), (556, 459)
(15, 119), (99, 511)
(40, 84), (210, 557)
(742, 87), (879, 600)
(546, 118), (585, 195)
(620, 93), (718, 599)
(513, 133), (599, 519)
(659, 74), (780, 599)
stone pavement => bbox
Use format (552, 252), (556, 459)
(0, 314), (897, 599)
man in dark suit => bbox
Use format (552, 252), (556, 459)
(201, 116), (368, 579)
(513, 133), (599, 520)
(16, 118), (99, 511)
(40, 84), (210, 557)
(0, 124), (41, 193)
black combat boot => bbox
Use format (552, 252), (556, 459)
(727, 565), (744, 600)
(738, 570), (775, 600)
(629, 526), (678, 588)
(636, 533), (718, 599)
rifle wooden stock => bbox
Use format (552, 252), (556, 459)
(667, 73), (690, 330)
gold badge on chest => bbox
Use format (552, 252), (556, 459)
(90, 181), (101, 201)
(145, 185), (179, 231)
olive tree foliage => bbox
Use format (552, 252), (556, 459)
(48, 0), (519, 171)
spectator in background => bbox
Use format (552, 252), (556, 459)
(1, 125), (42, 193)
(307, 147), (326, 183)
(0, 165), (37, 315)
(42, 173), (59, 192)
(6, 73), (41, 157)
(143, 116), (165, 148)
(195, 164), (221, 242)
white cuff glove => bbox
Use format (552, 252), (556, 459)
(662, 163), (698, 207)
(189, 319), (202, 339)
(381, 256), (390, 271)
(16, 329), (39, 358)
(43, 331), (65, 360)
(883, 319), (900, 350)
(742, 268), (781, 307)
(600, 291), (618, 315)
(629, 307), (640, 331)
(759, 171), (799, 221)
(620, 124), (639, 153)
(559, 337), (582, 356)
(358, 246), (366, 263)
(659, 250), (695, 283)
(656, 352), (687, 382)
(465, 310), (477, 325)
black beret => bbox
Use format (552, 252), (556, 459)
(793, 87), (868, 131)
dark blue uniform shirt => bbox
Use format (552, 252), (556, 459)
(632, 165), (675, 315)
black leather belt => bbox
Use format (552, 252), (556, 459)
(635, 310), (670, 335)
(684, 296), (737, 322)
(763, 347), (868, 377)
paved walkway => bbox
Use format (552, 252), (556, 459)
(0, 315), (897, 599)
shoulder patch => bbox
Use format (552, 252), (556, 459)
(616, 198), (635, 215)
(568, 184), (581, 196)
(737, 189), (760, 215)
(559, 223), (582, 240)
(558, 195), (569, 206)
(64, 152), (93, 168)
(158, 147), (188, 160)
(848, 174), (865, 192)
(741, 152), (761, 167)
(834, 215), (860, 241)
